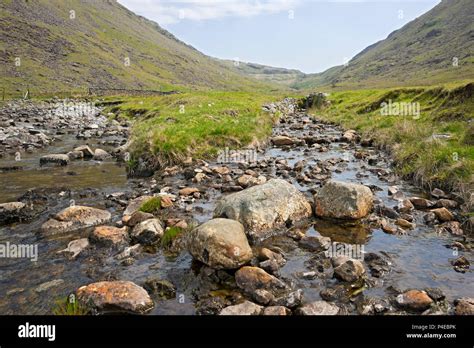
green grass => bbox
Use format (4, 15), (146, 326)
(2, 0), (281, 98)
(161, 226), (183, 249)
(51, 295), (90, 315)
(311, 83), (474, 198)
(233, 0), (474, 91)
(105, 90), (287, 167)
(139, 197), (162, 213)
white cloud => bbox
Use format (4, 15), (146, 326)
(118, 0), (301, 25)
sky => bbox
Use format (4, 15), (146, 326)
(118, 0), (440, 74)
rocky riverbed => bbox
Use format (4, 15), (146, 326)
(0, 97), (472, 315)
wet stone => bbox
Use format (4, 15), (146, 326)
(395, 290), (433, 312)
(219, 301), (263, 315)
(263, 306), (291, 315)
(143, 277), (176, 299)
(77, 281), (154, 314)
(454, 298), (474, 315)
(296, 301), (340, 315)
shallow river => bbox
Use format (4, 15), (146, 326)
(0, 105), (471, 315)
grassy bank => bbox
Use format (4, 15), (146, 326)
(104, 90), (288, 167)
(311, 83), (473, 199)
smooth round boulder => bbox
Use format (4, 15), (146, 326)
(187, 218), (252, 269)
(315, 180), (373, 219)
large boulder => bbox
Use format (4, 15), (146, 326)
(187, 218), (252, 269)
(41, 206), (111, 236)
(77, 281), (154, 314)
(314, 180), (373, 219)
(214, 179), (312, 240)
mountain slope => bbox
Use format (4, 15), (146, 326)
(221, 60), (306, 87)
(295, 0), (474, 89)
(1, 0), (272, 96)
(226, 0), (473, 90)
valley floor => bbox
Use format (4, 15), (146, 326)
(0, 95), (472, 315)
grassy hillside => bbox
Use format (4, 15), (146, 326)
(1, 0), (275, 96)
(311, 83), (473, 197)
(103, 91), (288, 168)
(227, 0), (473, 90)
(221, 60), (305, 88)
(296, 0), (474, 89)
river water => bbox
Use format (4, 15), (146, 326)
(0, 103), (471, 315)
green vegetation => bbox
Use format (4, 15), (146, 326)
(161, 226), (183, 249)
(231, 0), (474, 91)
(298, 0), (474, 89)
(105, 91), (285, 167)
(139, 197), (162, 213)
(311, 83), (474, 197)
(222, 60), (306, 87)
(51, 295), (90, 315)
(1, 0), (279, 97)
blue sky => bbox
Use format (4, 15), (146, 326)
(118, 0), (440, 73)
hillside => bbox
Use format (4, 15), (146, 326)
(0, 0), (273, 96)
(228, 0), (473, 90)
(296, 0), (474, 89)
(221, 60), (305, 87)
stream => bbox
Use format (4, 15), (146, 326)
(0, 99), (472, 315)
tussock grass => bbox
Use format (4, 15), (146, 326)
(52, 296), (90, 315)
(139, 197), (162, 213)
(106, 91), (286, 168)
(311, 83), (474, 201)
(161, 226), (183, 249)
